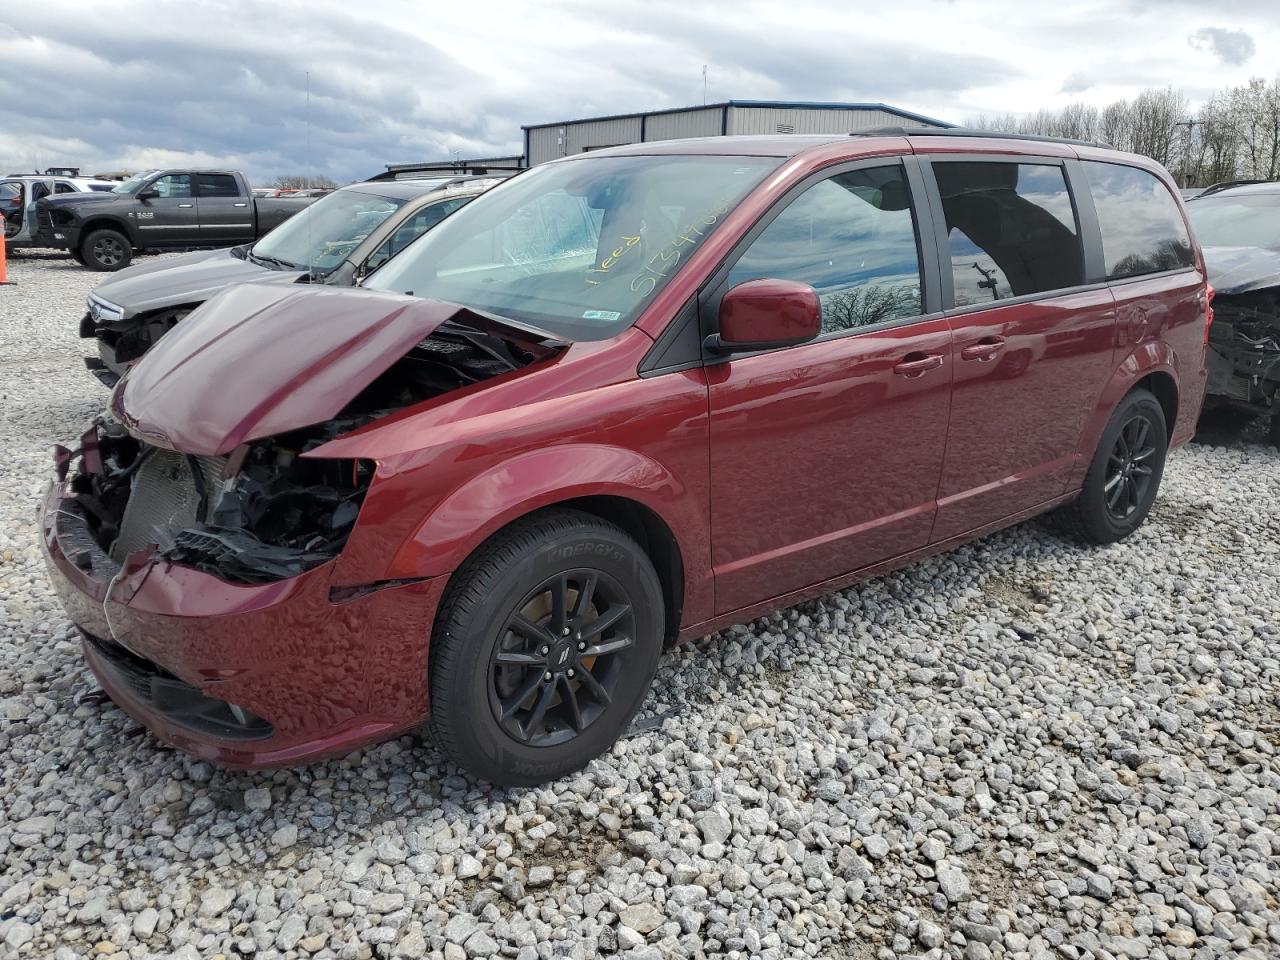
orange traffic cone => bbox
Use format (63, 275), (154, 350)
(0, 213), (10, 285)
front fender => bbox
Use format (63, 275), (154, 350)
(381, 443), (710, 623)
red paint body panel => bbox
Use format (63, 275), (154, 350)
(933, 287), (1118, 540)
(40, 133), (1209, 769)
(112, 283), (530, 455)
(706, 317), (953, 613)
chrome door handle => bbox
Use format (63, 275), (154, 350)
(960, 337), (1007, 362)
(178, 203), (193, 208)
(893, 353), (945, 377)
(233, 202), (247, 208)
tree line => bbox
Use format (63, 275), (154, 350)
(968, 77), (1280, 187)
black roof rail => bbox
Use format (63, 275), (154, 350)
(857, 126), (1114, 150)
(1195, 178), (1270, 198)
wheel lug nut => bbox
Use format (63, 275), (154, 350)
(567, 669), (575, 678)
(577, 642), (586, 651)
(543, 672), (552, 681)
(562, 628), (571, 636)
(540, 646), (549, 655)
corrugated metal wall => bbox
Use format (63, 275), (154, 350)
(644, 107), (724, 142)
(728, 106), (913, 135)
(528, 106), (943, 164)
(527, 117), (644, 165)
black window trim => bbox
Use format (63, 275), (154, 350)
(917, 153), (1096, 314)
(1078, 156), (1197, 283)
(640, 154), (942, 375)
(193, 172), (243, 199)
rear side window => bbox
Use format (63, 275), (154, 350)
(933, 162), (1084, 306)
(1083, 161), (1193, 279)
(196, 174), (241, 198)
(728, 164), (923, 332)
(55, 181), (79, 194)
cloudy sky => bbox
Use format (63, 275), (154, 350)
(2, 0), (1277, 184)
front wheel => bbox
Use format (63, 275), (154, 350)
(81, 229), (132, 271)
(429, 509), (664, 786)
(1057, 388), (1168, 544)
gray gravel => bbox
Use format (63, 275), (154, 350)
(2, 252), (1279, 960)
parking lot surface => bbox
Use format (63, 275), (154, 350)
(1, 253), (1278, 959)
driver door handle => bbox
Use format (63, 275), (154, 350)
(893, 352), (945, 377)
(177, 203), (193, 208)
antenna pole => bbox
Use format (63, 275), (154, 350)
(702, 65), (708, 105)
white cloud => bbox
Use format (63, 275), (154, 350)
(1, 0), (1278, 181)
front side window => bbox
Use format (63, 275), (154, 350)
(55, 181), (78, 194)
(365, 155), (779, 340)
(251, 188), (405, 272)
(934, 162), (1084, 306)
(1186, 193), (1280, 251)
(366, 196), (471, 272)
(111, 170), (157, 195)
(196, 174), (241, 198)
(1083, 161), (1194, 279)
(726, 165), (923, 332)
(151, 175), (192, 199)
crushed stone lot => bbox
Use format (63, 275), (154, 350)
(1, 251), (1279, 960)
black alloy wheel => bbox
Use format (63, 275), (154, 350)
(429, 509), (664, 786)
(1103, 414), (1158, 521)
(488, 570), (636, 747)
(1056, 387), (1168, 544)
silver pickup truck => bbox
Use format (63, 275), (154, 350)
(35, 168), (313, 271)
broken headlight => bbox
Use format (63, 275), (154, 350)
(163, 429), (375, 585)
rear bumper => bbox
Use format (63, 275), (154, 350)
(41, 482), (446, 767)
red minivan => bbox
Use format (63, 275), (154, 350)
(42, 130), (1208, 785)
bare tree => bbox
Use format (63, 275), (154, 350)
(272, 174), (338, 190)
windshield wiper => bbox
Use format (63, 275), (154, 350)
(247, 250), (301, 271)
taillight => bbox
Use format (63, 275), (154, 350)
(1203, 283), (1215, 344)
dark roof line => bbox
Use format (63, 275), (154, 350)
(521, 100), (953, 131)
(858, 126), (1114, 149)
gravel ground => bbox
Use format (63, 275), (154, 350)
(1, 252), (1279, 960)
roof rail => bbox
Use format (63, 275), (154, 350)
(857, 126), (1114, 149)
(1196, 178), (1270, 198)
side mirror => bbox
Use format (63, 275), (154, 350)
(705, 279), (822, 355)
(137, 187), (161, 201)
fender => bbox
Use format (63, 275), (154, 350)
(379, 443), (712, 627)
(79, 214), (139, 247)
(1067, 341), (1179, 490)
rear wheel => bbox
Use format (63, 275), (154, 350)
(81, 229), (132, 271)
(1057, 388), (1168, 544)
(429, 509), (664, 786)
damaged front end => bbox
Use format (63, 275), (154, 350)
(61, 417), (373, 585)
(81, 303), (197, 387)
(61, 293), (561, 585)
(1203, 247), (1280, 421)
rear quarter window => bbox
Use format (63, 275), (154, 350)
(1083, 161), (1194, 279)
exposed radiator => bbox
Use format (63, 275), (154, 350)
(110, 450), (228, 562)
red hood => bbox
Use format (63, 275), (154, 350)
(113, 284), (473, 455)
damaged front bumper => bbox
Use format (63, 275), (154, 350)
(40, 438), (444, 768)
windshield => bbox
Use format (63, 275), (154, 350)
(365, 155), (779, 339)
(251, 188), (406, 271)
(111, 170), (157, 195)
(1187, 194), (1280, 250)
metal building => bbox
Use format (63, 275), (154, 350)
(522, 100), (952, 166)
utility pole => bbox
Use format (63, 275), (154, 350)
(1174, 116), (1197, 187)
(702, 65), (708, 106)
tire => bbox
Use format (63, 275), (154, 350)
(1057, 388), (1168, 544)
(70, 247), (89, 266)
(429, 509), (664, 787)
(81, 229), (132, 271)
(1269, 413), (1280, 449)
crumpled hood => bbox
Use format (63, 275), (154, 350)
(1202, 245), (1280, 296)
(37, 192), (116, 212)
(112, 284), (473, 456)
(91, 247), (299, 317)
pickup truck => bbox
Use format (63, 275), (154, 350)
(81, 175), (504, 384)
(35, 169), (313, 271)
